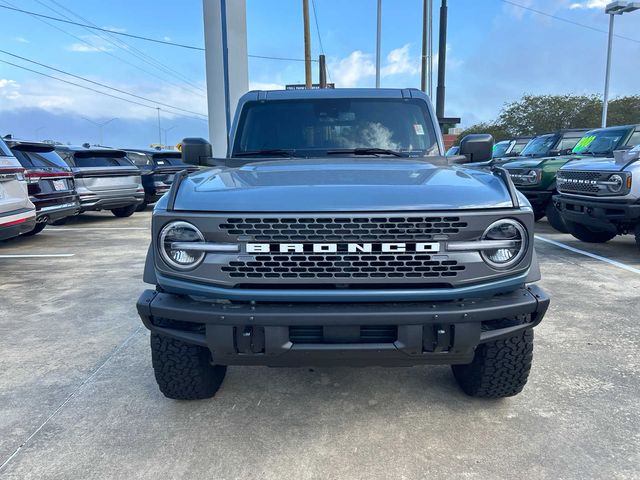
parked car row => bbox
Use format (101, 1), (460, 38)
(0, 135), (195, 241)
(464, 124), (640, 246)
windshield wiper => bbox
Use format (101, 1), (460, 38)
(233, 149), (298, 158)
(326, 147), (408, 158)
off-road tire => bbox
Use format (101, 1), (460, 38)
(533, 211), (545, 222)
(150, 333), (226, 400)
(22, 222), (47, 236)
(136, 200), (148, 212)
(565, 220), (616, 243)
(452, 326), (534, 398)
(111, 205), (137, 217)
(545, 201), (569, 233)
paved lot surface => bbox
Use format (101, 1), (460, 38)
(1, 212), (639, 479)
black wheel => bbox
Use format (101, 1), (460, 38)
(50, 217), (69, 226)
(545, 201), (568, 233)
(22, 222), (47, 236)
(452, 322), (534, 398)
(565, 220), (616, 243)
(111, 205), (137, 217)
(533, 211), (545, 222)
(136, 200), (148, 212)
(150, 333), (227, 400)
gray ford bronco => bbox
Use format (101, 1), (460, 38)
(137, 88), (549, 400)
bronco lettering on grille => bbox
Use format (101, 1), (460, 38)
(247, 242), (441, 254)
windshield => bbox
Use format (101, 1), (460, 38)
(492, 141), (511, 158)
(153, 153), (184, 166)
(520, 134), (557, 156)
(12, 149), (70, 170)
(511, 139), (530, 155)
(232, 98), (439, 157)
(73, 155), (133, 167)
(572, 128), (630, 155)
(127, 152), (152, 166)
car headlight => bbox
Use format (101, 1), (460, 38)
(159, 221), (205, 270)
(606, 174), (624, 193)
(481, 219), (528, 270)
(525, 169), (541, 184)
(509, 169), (541, 185)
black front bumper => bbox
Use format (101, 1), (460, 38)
(520, 189), (552, 210)
(137, 285), (549, 367)
(554, 195), (640, 232)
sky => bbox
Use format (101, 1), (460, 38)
(0, 0), (638, 148)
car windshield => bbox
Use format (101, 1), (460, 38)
(73, 155), (133, 167)
(492, 141), (511, 158)
(232, 98), (440, 157)
(127, 152), (152, 166)
(511, 139), (530, 155)
(153, 154), (184, 166)
(12, 149), (70, 170)
(572, 128), (630, 155)
(520, 134), (557, 156)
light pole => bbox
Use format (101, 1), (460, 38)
(80, 117), (118, 145)
(602, 1), (639, 127)
(161, 126), (176, 148)
(34, 126), (46, 140)
(156, 107), (162, 145)
(375, 0), (382, 88)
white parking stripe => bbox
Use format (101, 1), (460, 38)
(48, 227), (147, 231)
(535, 235), (640, 276)
(0, 254), (74, 258)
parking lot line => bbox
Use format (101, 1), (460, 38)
(48, 227), (147, 231)
(0, 326), (142, 473)
(0, 254), (74, 258)
(535, 235), (640, 275)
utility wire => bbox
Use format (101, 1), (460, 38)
(0, 59), (208, 122)
(311, 0), (332, 81)
(0, 4), (319, 61)
(0, 49), (207, 118)
(38, 0), (205, 94)
(0, 0), (207, 98)
(500, 0), (640, 44)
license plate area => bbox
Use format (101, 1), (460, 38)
(52, 179), (66, 191)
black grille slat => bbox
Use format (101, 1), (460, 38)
(220, 216), (467, 242)
(289, 326), (397, 344)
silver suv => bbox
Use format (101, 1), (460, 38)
(55, 145), (144, 218)
(0, 138), (36, 240)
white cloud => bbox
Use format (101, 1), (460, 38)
(569, 0), (609, 9)
(163, 36), (172, 42)
(14, 37), (29, 43)
(381, 44), (419, 76)
(68, 43), (112, 53)
(249, 81), (285, 91)
(0, 76), (207, 122)
(329, 50), (376, 87)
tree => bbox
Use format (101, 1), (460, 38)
(456, 94), (640, 143)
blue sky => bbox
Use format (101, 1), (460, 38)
(0, 0), (638, 147)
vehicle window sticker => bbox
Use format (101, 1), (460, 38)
(413, 124), (425, 135)
(572, 135), (596, 153)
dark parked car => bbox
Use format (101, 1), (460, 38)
(5, 139), (79, 235)
(124, 148), (198, 211)
(55, 145), (144, 218)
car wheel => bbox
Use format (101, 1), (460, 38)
(544, 201), (569, 233)
(111, 205), (138, 217)
(565, 220), (616, 243)
(150, 333), (227, 400)
(21, 222), (47, 237)
(452, 321), (533, 398)
(135, 201), (148, 212)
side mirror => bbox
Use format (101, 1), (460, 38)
(181, 137), (212, 166)
(458, 134), (494, 163)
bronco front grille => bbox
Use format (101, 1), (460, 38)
(221, 253), (465, 280)
(220, 216), (468, 242)
(557, 171), (603, 194)
(289, 325), (397, 344)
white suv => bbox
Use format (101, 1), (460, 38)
(0, 138), (36, 241)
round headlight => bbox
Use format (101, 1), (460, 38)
(481, 219), (528, 270)
(526, 170), (540, 184)
(607, 174), (624, 193)
(159, 221), (205, 270)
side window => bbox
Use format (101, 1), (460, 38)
(626, 131), (640, 148)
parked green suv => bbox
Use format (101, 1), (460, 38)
(501, 127), (636, 232)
